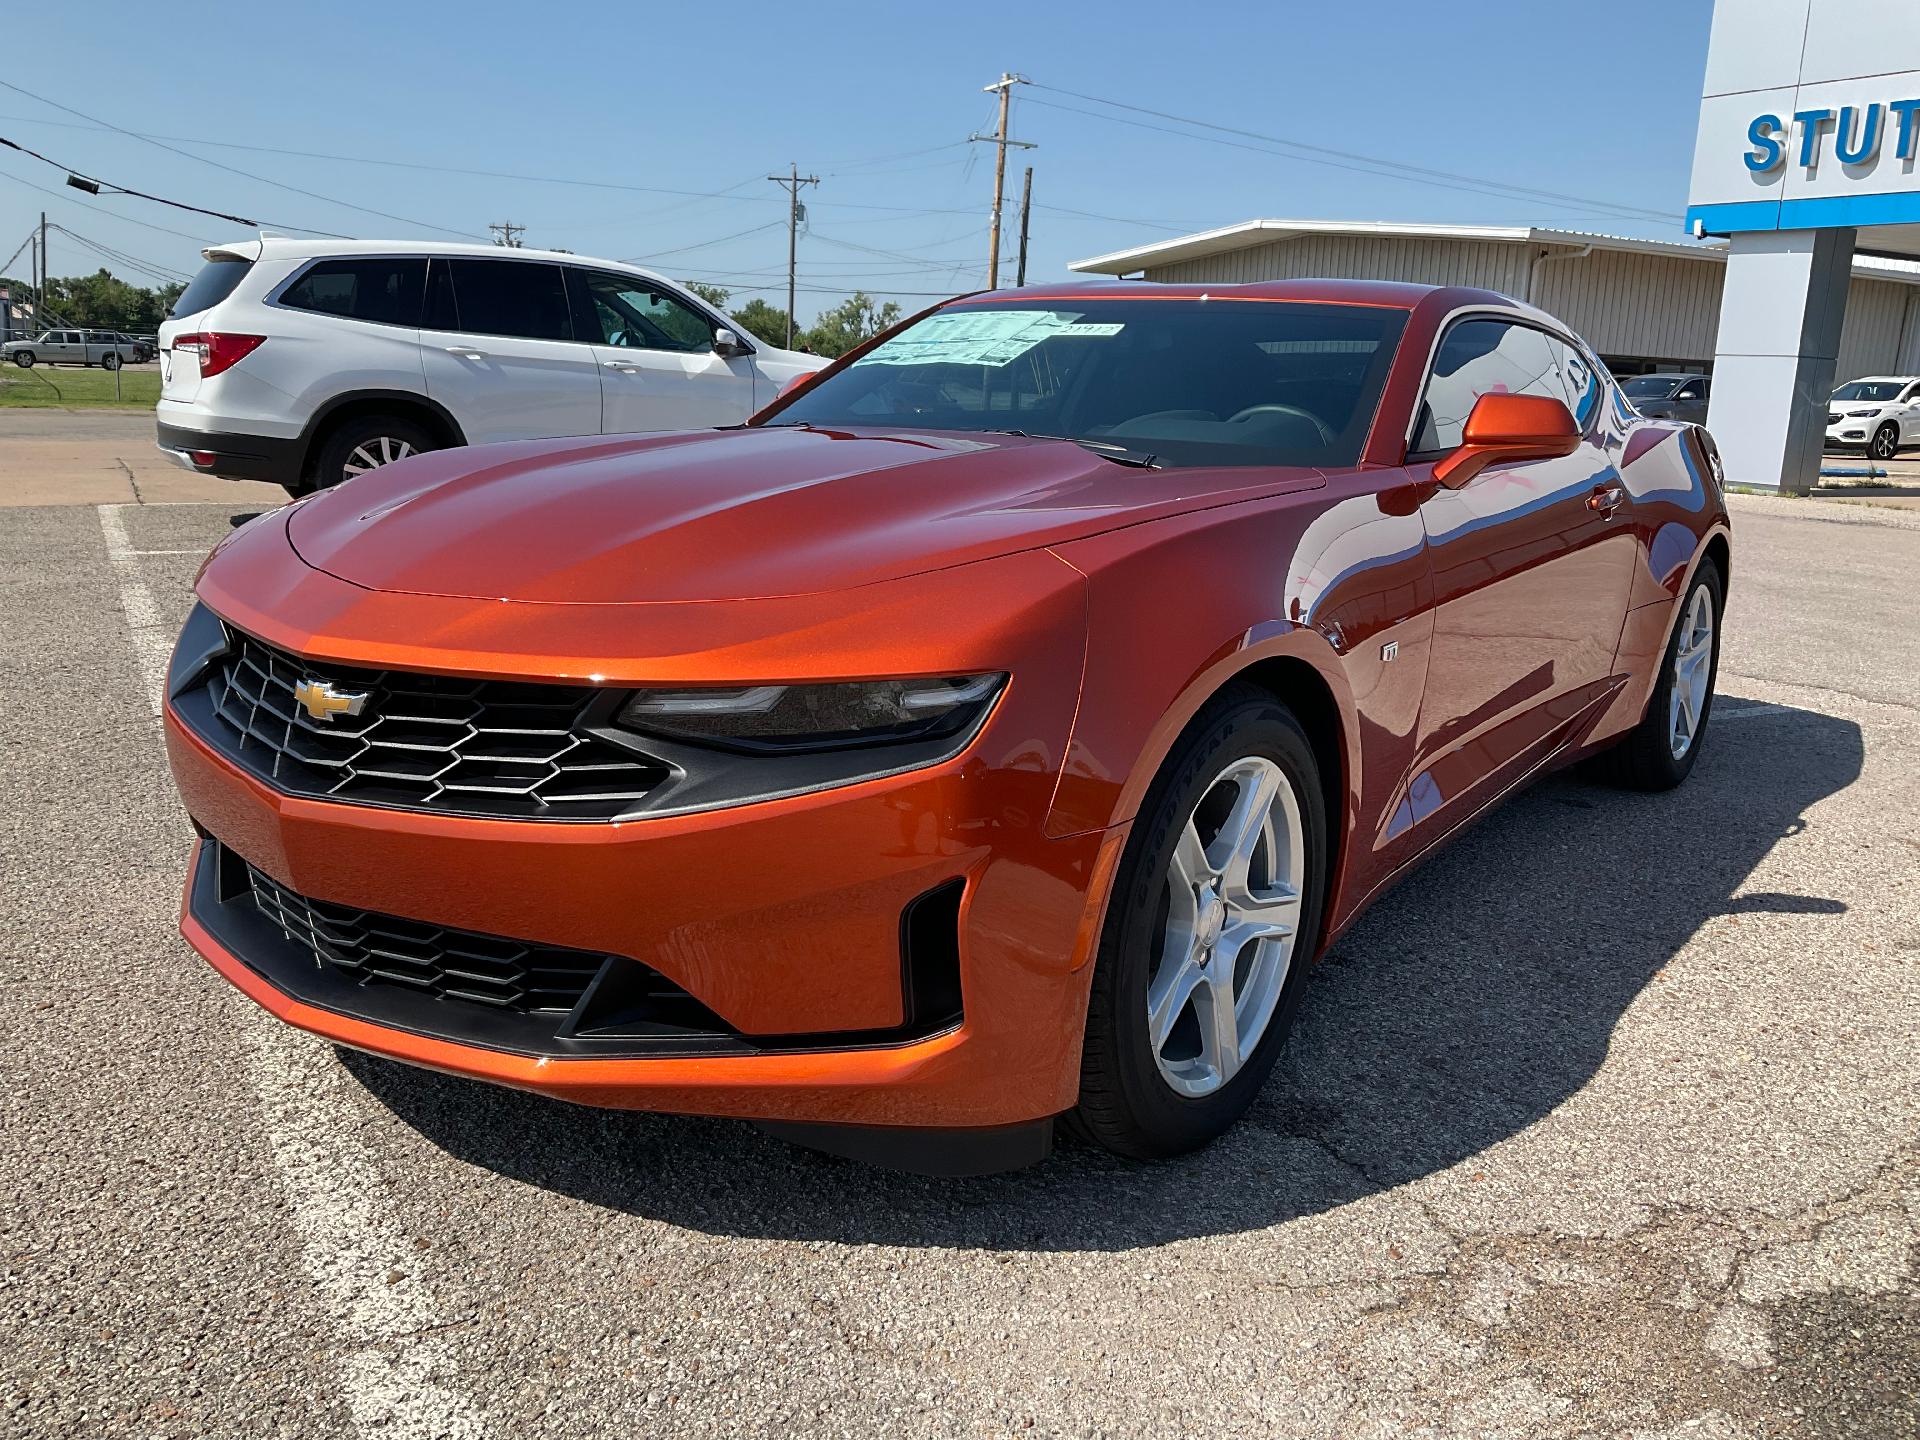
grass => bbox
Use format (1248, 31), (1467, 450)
(0, 366), (159, 409)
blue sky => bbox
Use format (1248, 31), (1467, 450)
(2, 1), (1713, 324)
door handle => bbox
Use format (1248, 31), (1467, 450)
(602, 359), (642, 373)
(443, 346), (486, 360)
(1587, 484), (1625, 515)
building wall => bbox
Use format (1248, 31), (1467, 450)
(1141, 233), (1920, 378)
(1528, 248), (1723, 362)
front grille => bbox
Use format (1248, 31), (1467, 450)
(244, 861), (605, 1013)
(177, 624), (665, 820)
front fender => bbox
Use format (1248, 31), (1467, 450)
(1041, 500), (1368, 842)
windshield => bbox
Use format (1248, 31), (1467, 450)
(1621, 375), (1681, 398)
(764, 298), (1409, 468)
(1833, 380), (1904, 402)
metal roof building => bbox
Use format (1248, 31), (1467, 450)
(1069, 219), (1920, 382)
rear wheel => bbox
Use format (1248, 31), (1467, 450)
(1869, 422), (1900, 461)
(1593, 559), (1723, 791)
(12, 350), (33, 368)
(307, 414), (438, 495)
(1071, 685), (1327, 1159)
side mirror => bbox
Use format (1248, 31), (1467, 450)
(1432, 392), (1581, 489)
(712, 328), (750, 359)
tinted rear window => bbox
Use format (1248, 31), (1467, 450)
(171, 256), (253, 318)
(439, 259), (573, 342)
(279, 258), (427, 326)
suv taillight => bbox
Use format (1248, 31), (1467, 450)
(171, 332), (265, 378)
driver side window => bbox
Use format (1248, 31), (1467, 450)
(1413, 319), (1565, 454)
(577, 272), (715, 354)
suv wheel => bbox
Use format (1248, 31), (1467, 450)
(100, 351), (122, 371)
(308, 414), (439, 495)
(12, 351), (33, 368)
(1869, 422), (1900, 461)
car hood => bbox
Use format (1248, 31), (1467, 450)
(285, 425), (1322, 604)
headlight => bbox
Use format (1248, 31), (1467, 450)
(615, 675), (1006, 754)
(1846, 408), (1883, 418)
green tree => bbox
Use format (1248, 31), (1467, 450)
(803, 292), (902, 358)
(728, 298), (800, 348)
(25, 269), (184, 331)
(686, 282), (730, 308)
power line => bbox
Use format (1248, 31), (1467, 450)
(1, 134), (262, 227)
(618, 220), (785, 265)
(0, 78), (477, 238)
(0, 159), (219, 244)
(0, 106), (988, 216)
(47, 223), (193, 284)
(1025, 82), (1678, 225)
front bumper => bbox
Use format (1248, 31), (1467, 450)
(165, 539), (1121, 1129)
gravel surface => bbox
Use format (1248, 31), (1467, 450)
(1, 493), (1913, 1438)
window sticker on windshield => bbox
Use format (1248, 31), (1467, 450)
(855, 310), (1125, 368)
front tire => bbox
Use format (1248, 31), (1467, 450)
(12, 351), (33, 368)
(1071, 685), (1328, 1159)
(1869, 422), (1900, 461)
(309, 414), (438, 493)
(101, 351), (121, 371)
(1593, 558), (1723, 791)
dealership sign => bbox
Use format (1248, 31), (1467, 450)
(1687, 1), (1920, 241)
(1742, 101), (1920, 173)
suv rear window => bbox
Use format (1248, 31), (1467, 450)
(279, 258), (427, 326)
(171, 256), (253, 319)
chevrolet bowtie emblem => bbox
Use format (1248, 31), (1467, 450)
(293, 678), (368, 723)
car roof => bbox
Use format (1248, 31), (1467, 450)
(1843, 375), (1920, 384)
(957, 277), (1453, 309)
(199, 236), (684, 292)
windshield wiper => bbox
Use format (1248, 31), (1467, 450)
(982, 429), (1160, 469)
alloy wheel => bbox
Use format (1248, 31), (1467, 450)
(1668, 584), (1715, 759)
(1871, 424), (1899, 461)
(342, 436), (417, 479)
(1147, 755), (1305, 1097)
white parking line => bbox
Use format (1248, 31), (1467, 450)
(96, 503), (488, 1440)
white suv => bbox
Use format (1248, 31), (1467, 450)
(156, 239), (826, 495)
(1825, 375), (1920, 460)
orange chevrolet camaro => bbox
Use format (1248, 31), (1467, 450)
(166, 280), (1730, 1174)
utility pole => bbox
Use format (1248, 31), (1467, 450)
(39, 213), (47, 326)
(1015, 166), (1034, 288)
(767, 163), (819, 348)
(971, 74), (1033, 289)
(487, 221), (525, 248)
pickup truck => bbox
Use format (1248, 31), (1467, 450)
(9, 330), (140, 369)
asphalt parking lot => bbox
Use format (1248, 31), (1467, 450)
(2, 426), (1915, 1438)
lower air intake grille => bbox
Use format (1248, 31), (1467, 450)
(244, 861), (605, 1014)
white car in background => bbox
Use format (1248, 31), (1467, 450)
(156, 239), (826, 495)
(1825, 376), (1920, 461)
